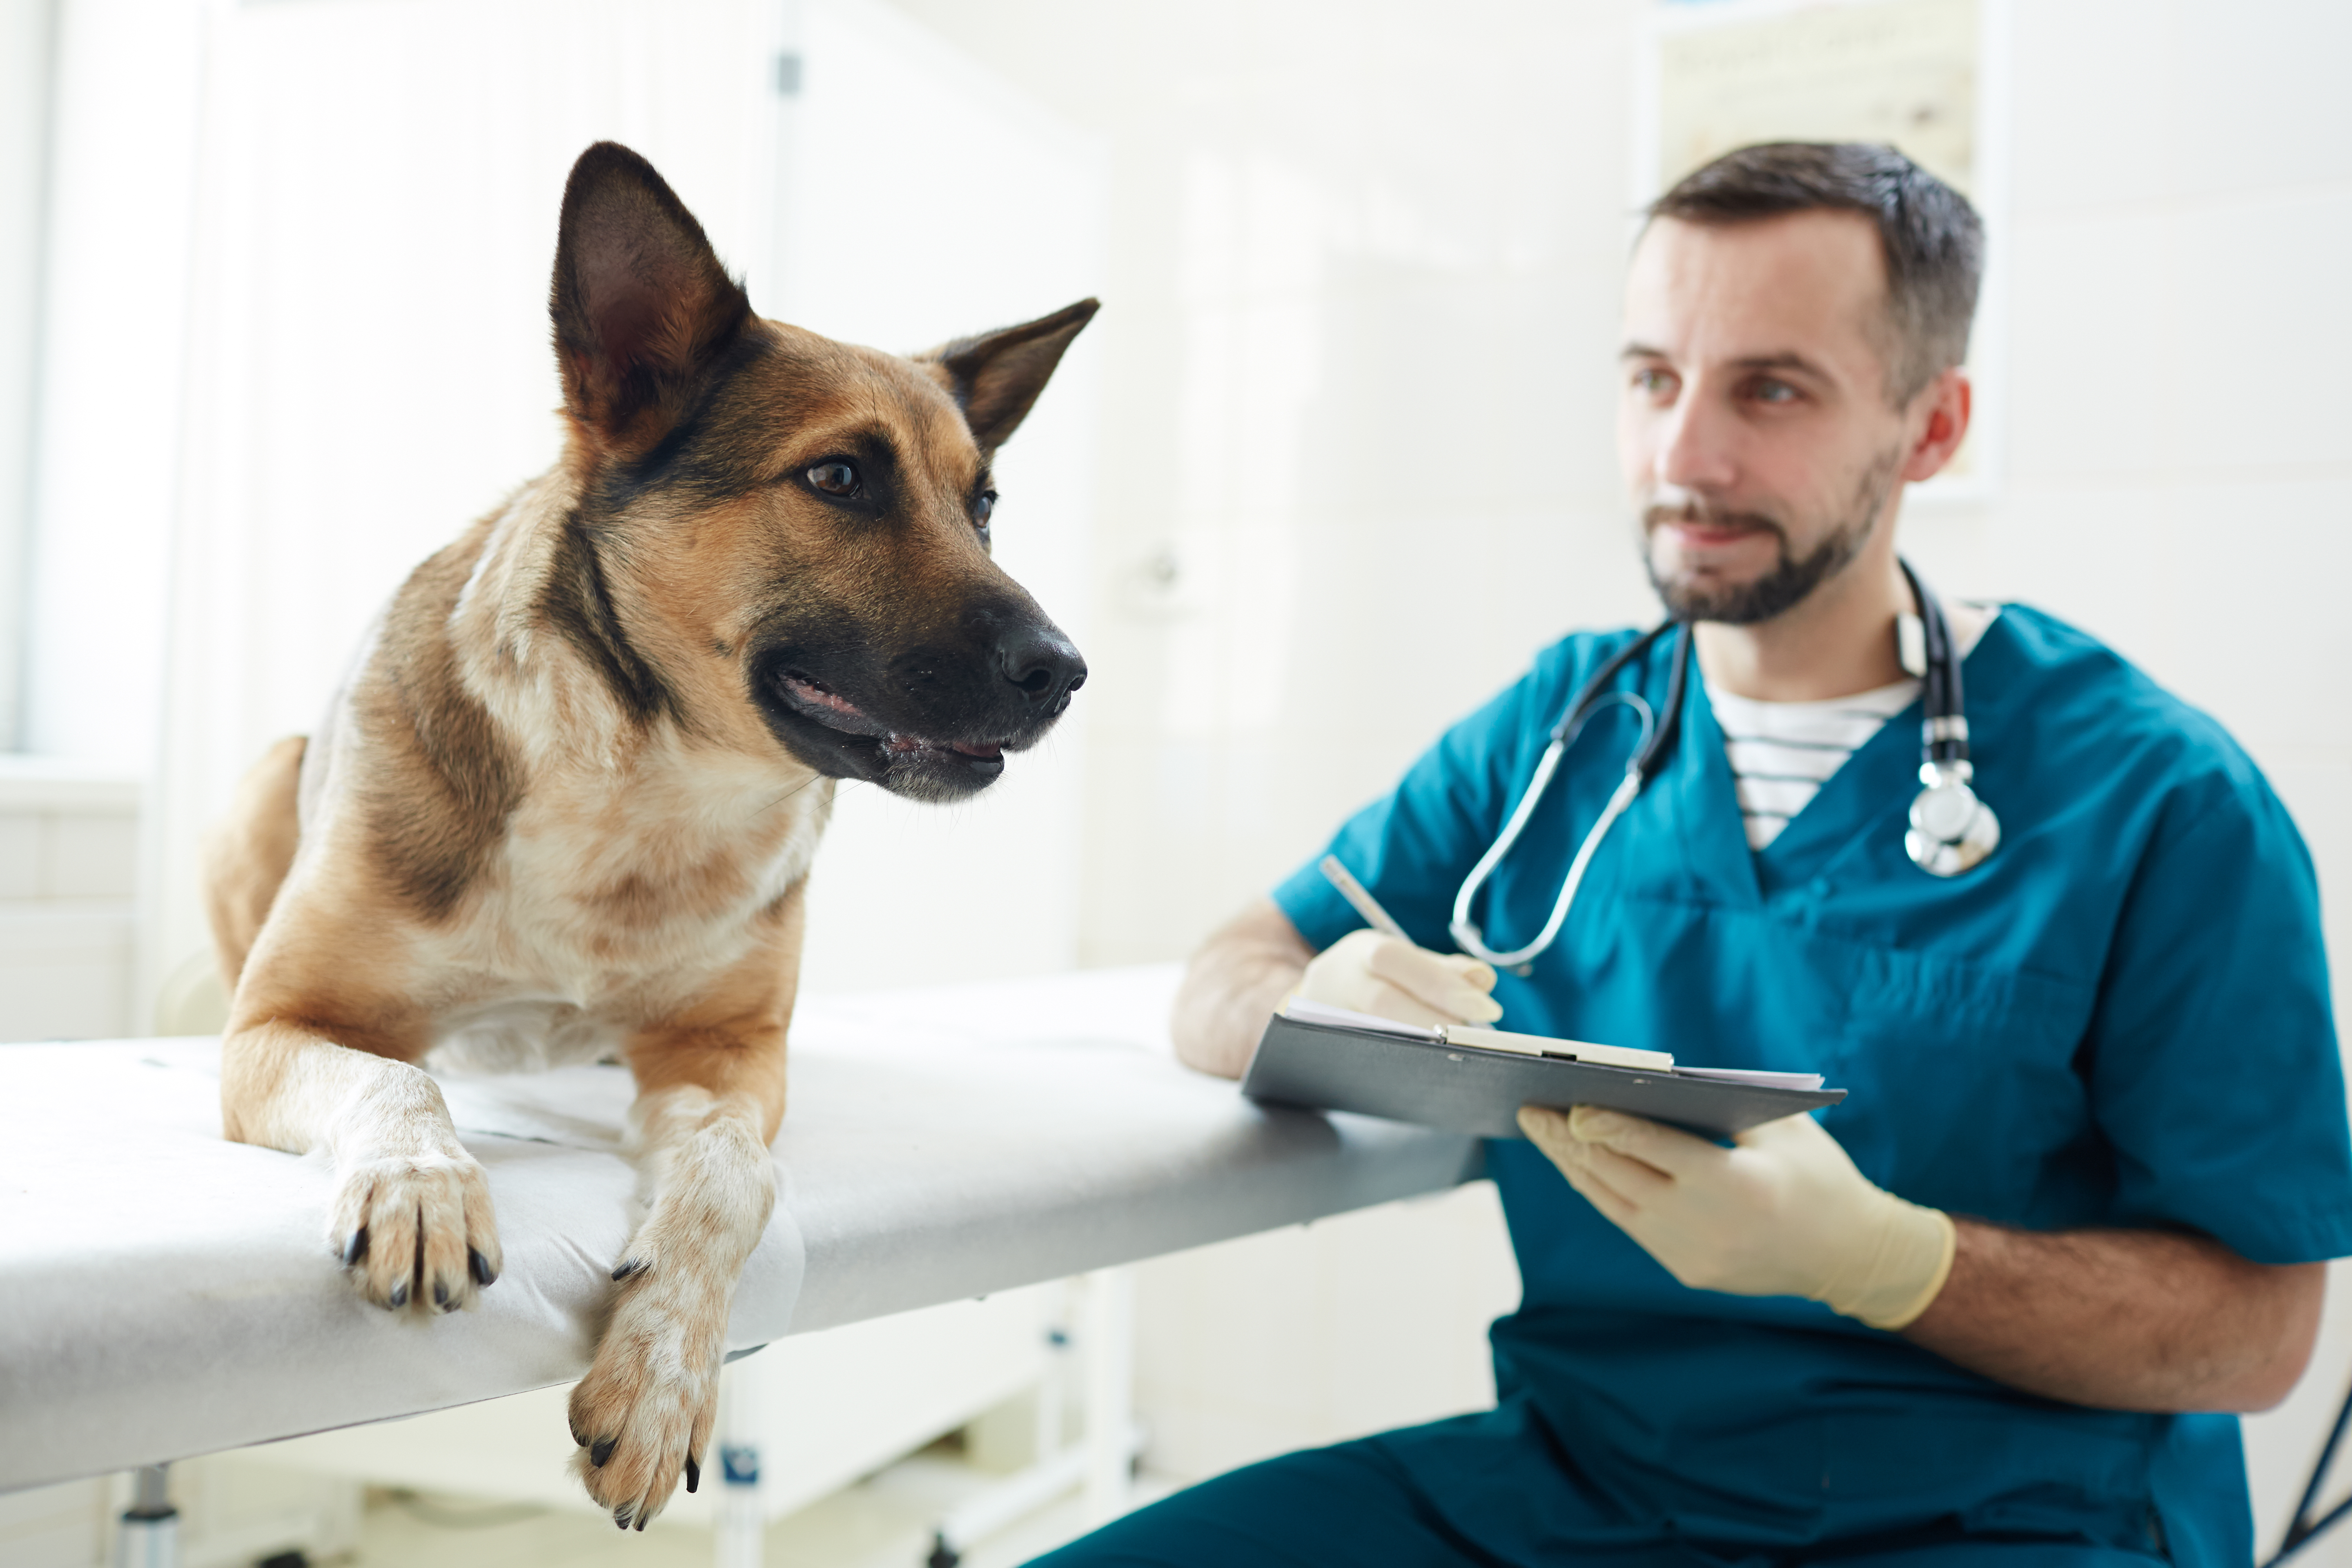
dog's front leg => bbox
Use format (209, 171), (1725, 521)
(568, 1013), (789, 1530)
(222, 1016), (501, 1313)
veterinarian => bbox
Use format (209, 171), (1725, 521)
(1031, 143), (2352, 1567)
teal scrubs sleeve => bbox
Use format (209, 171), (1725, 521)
(2084, 732), (2348, 1265)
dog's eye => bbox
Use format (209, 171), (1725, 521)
(975, 491), (997, 524)
(806, 461), (860, 497)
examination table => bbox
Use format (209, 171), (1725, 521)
(0, 964), (1481, 1510)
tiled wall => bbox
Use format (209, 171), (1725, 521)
(0, 760), (140, 1042)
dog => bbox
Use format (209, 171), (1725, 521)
(203, 140), (1091, 1530)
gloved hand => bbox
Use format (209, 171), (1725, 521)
(1517, 1104), (1955, 1330)
(1294, 929), (1504, 1029)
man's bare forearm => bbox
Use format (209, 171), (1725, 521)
(1904, 1218), (2323, 1413)
(1171, 898), (1313, 1079)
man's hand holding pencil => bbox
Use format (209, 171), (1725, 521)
(1296, 856), (1505, 1029)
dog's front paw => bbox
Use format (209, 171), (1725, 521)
(326, 1150), (502, 1314)
(567, 1262), (721, 1530)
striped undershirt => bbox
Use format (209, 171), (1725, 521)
(1706, 610), (1995, 851)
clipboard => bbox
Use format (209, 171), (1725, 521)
(1240, 1013), (1846, 1140)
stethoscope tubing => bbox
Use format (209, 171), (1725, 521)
(1448, 561), (1987, 971)
(1449, 622), (1689, 970)
(1451, 765), (1642, 971)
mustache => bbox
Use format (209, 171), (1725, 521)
(1641, 502), (1786, 541)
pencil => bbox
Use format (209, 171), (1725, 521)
(1318, 855), (1410, 941)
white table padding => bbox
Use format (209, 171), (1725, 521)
(0, 964), (1480, 1490)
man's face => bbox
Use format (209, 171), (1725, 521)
(1618, 211), (1916, 624)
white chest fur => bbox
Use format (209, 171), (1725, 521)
(412, 750), (833, 1067)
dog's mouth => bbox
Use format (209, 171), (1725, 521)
(764, 667), (1010, 787)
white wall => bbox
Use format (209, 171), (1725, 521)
(0, 0), (56, 750)
(889, 0), (2352, 1546)
(18, 0), (205, 767)
(888, 0), (1663, 969)
(779, 0), (1107, 998)
(892, 0), (2352, 983)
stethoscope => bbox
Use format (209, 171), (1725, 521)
(1449, 560), (2000, 972)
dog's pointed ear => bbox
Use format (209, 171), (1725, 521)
(550, 142), (752, 449)
(920, 298), (1099, 454)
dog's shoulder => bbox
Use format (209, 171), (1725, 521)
(341, 513), (526, 922)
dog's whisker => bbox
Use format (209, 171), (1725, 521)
(759, 773), (829, 814)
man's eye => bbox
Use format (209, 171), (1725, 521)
(1633, 367), (1677, 397)
(806, 461), (860, 496)
(1749, 379), (1798, 405)
(975, 490), (997, 524)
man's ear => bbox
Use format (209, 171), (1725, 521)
(1900, 368), (1973, 483)
(920, 298), (1099, 454)
(550, 141), (752, 452)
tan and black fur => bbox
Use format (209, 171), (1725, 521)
(205, 142), (1092, 1529)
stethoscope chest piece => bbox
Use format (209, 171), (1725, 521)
(1905, 760), (2000, 878)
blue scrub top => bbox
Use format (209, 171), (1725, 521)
(1273, 606), (2352, 1565)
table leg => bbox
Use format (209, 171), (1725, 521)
(1080, 1267), (1136, 1528)
(715, 1364), (763, 1568)
(114, 1464), (178, 1568)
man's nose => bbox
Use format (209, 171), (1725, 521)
(1655, 390), (1740, 493)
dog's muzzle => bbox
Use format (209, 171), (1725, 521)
(748, 617), (1085, 802)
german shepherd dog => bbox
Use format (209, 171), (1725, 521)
(203, 142), (1090, 1528)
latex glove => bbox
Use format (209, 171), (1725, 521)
(1294, 929), (1504, 1029)
(1517, 1104), (1955, 1331)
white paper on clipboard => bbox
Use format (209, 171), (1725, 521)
(1276, 999), (1823, 1090)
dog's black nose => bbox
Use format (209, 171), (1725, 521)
(997, 627), (1087, 709)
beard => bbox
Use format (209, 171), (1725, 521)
(1641, 446), (1904, 625)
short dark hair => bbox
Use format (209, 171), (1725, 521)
(1647, 142), (1984, 404)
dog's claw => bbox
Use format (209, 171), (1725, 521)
(341, 1227), (368, 1267)
(469, 1247), (497, 1287)
(388, 1279), (410, 1310)
(613, 1506), (631, 1531)
(433, 1281), (450, 1308)
(611, 1258), (648, 1283)
(636, 1508), (649, 1532)
(685, 1455), (699, 1494)
(590, 1437), (617, 1468)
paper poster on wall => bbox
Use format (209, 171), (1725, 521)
(1637, 0), (2006, 498)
